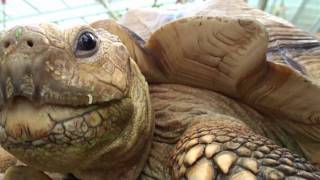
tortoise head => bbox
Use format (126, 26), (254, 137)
(0, 23), (153, 176)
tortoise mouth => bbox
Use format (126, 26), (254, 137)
(0, 97), (129, 149)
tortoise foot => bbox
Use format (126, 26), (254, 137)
(171, 122), (320, 180)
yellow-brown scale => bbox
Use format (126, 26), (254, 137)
(139, 84), (320, 180)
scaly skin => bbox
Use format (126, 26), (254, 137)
(117, 0), (320, 167)
(0, 26), (319, 179)
(140, 84), (320, 179)
(0, 24), (153, 179)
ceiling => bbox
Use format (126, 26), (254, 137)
(0, 0), (319, 34)
(0, 0), (176, 30)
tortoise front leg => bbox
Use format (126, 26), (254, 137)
(171, 120), (320, 180)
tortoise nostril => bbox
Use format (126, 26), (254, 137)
(4, 41), (10, 48)
(27, 40), (34, 47)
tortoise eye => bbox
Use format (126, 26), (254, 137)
(74, 31), (98, 58)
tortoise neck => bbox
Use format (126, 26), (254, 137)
(75, 59), (154, 180)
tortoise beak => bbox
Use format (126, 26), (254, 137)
(0, 26), (50, 106)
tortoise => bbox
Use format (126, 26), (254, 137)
(0, 0), (320, 179)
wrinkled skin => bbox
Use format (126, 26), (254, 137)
(0, 24), (153, 179)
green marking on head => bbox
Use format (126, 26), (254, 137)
(15, 27), (23, 40)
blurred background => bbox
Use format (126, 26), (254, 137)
(0, 0), (319, 38)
